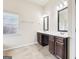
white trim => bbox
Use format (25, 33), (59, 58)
(3, 42), (38, 51)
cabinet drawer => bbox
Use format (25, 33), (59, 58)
(55, 37), (64, 43)
(55, 41), (64, 45)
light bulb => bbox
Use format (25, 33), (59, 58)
(64, 1), (68, 7)
(60, 4), (63, 9)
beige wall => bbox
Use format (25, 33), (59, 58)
(3, 0), (43, 50)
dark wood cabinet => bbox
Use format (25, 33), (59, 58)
(37, 32), (68, 59)
(49, 36), (68, 59)
(55, 41), (64, 59)
(49, 35), (55, 55)
(37, 32), (49, 46)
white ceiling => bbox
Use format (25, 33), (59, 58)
(25, 0), (68, 6)
(26, 0), (49, 6)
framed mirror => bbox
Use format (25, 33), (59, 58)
(43, 16), (49, 31)
(58, 7), (68, 32)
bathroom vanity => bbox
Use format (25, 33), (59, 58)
(37, 32), (69, 59)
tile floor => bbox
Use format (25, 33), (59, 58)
(4, 44), (57, 59)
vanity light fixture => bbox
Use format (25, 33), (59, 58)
(43, 16), (49, 31)
(57, 1), (68, 10)
(64, 1), (68, 7)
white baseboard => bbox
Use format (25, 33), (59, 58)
(4, 42), (38, 51)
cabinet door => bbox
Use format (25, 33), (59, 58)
(55, 41), (64, 59)
(49, 36), (55, 54)
(37, 33), (42, 44)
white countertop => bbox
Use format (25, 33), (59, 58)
(37, 31), (69, 38)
